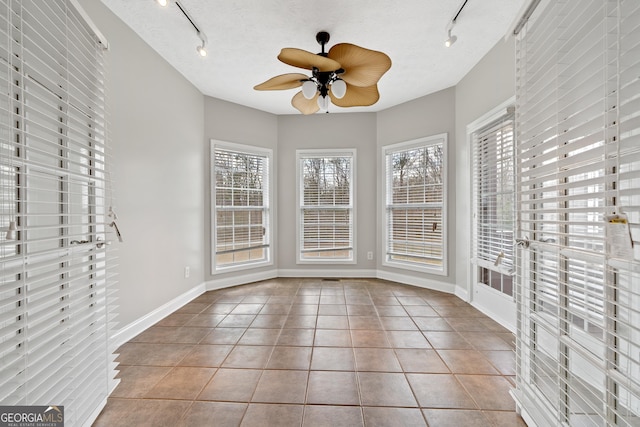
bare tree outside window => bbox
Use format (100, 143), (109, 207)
(385, 137), (446, 271)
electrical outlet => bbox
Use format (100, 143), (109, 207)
(184, 266), (190, 278)
(367, 251), (374, 260)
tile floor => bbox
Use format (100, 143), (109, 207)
(94, 278), (527, 426)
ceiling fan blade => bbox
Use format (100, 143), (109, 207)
(292, 91), (320, 115)
(254, 73), (309, 91)
(328, 43), (391, 87)
(329, 83), (380, 107)
(278, 48), (341, 72)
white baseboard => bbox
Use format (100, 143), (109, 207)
(206, 269), (278, 291)
(278, 268), (377, 278)
(376, 269), (456, 294)
(111, 282), (207, 348)
(454, 285), (469, 302)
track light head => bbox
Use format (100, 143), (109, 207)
(445, 29), (457, 47)
(156, 0), (169, 7)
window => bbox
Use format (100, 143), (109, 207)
(383, 135), (447, 274)
(297, 149), (355, 263)
(211, 141), (272, 272)
(472, 109), (515, 296)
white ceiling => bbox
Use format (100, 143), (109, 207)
(100, 0), (526, 115)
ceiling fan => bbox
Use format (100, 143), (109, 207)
(254, 31), (392, 114)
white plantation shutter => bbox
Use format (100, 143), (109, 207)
(212, 142), (272, 271)
(297, 150), (354, 262)
(472, 112), (515, 296)
(513, 0), (640, 425)
(383, 135), (446, 273)
(0, 1), (118, 425)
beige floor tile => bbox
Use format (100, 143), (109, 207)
(351, 330), (390, 348)
(406, 373), (477, 409)
(283, 315), (317, 328)
(252, 370), (308, 404)
(178, 344), (233, 367)
(456, 375), (516, 411)
(353, 348), (402, 372)
(267, 346), (312, 370)
(423, 331), (474, 349)
(395, 349), (450, 373)
(222, 345), (274, 369)
(422, 409), (491, 427)
(363, 407), (427, 427)
(314, 329), (352, 347)
(116, 343), (194, 366)
(437, 350), (500, 375)
(240, 404), (304, 427)
(276, 328), (315, 346)
(237, 328), (281, 346)
(317, 304), (348, 315)
(302, 405), (364, 427)
(197, 368), (262, 402)
(145, 367), (216, 400)
(201, 327), (246, 345)
(178, 401), (247, 427)
(386, 330), (431, 348)
(310, 347), (356, 371)
(306, 371), (360, 405)
(348, 315), (383, 330)
(358, 372), (418, 407)
(111, 366), (172, 398)
(316, 315), (349, 329)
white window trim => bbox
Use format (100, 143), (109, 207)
(296, 148), (357, 265)
(467, 97), (516, 293)
(381, 134), (448, 275)
(210, 140), (274, 274)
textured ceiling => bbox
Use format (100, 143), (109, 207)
(100, 0), (526, 115)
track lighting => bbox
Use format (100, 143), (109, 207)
(444, 0), (468, 48)
(445, 29), (457, 47)
(196, 31), (208, 57)
(158, 1), (209, 58)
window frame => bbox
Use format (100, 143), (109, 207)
(381, 134), (448, 275)
(296, 148), (357, 264)
(469, 101), (516, 297)
(211, 140), (274, 274)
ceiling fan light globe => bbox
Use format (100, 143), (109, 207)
(197, 45), (207, 57)
(302, 81), (317, 99)
(331, 79), (347, 99)
(317, 95), (329, 111)
(156, 0), (168, 6)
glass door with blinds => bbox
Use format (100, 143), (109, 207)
(513, 0), (640, 426)
(0, 2), (117, 425)
(470, 104), (516, 330)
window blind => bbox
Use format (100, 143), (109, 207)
(0, 1), (118, 426)
(513, 0), (640, 425)
(212, 144), (271, 270)
(383, 135), (446, 273)
(297, 150), (354, 262)
(472, 114), (516, 296)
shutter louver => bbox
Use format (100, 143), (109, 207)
(514, 0), (640, 425)
(0, 1), (118, 425)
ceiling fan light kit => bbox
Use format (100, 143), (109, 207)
(254, 31), (391, 114)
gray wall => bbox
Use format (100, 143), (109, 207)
(454, 37), (516, 297)
(80, 0), (206, 328)
(376, 88), (457, 289)
(277, 113), (378, 274)
(203, 97), (279, 283)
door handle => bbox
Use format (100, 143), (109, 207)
(515, 237), (530, 248)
